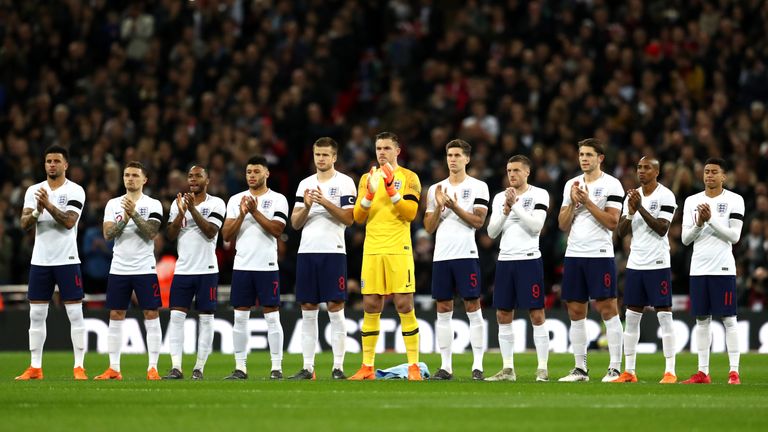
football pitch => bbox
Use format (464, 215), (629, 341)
(1, 352), (766, 431)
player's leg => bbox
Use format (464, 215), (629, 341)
(647, 268), (676, 383)
(559, 258), (590, 382)
(191, 274), (218, 380)
(682, 276), (712, 384)
(349, 255), (384, 380)
(486, 260), (516, 382)
(516, 258), (548, 381)
(319, 254), (348, 379)
(55, 264), (87, 379)
(390, 255), (421, 380)
(165, 275), (194, 379)
(714, 276), (740, 384)
(16, 265), (54, 380)
(135, 274), (163, 380)
(226, 270), (256, 379)
(457, 259), (484, 380)
(530, 308), (549, 381)
(94, 274), (131, 380)
(619, 269), (645, 382)
(431, 260), (455, 378)
(292, 254), (319, 379)
(589, 258), (622, 382)
(257, 271), (283, 379)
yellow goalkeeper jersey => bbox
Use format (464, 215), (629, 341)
(355, 166), (421, 255)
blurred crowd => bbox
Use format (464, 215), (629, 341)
(1, 0), (767, 311)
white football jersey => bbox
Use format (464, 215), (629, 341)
(169, 194), (226, 274)
(104, 194), (164, 275)
(24, 179), (85, 266)
(426, 176), (489, 261)
(226, 189), (289, 271)
(623, 184), (677, 269)
(294, 172), (357, 254)
(562, 172), (624, 257)
(682, 189), (744, 275)
(492, 185), (549, 260)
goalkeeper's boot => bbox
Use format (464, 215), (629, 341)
(348, 364), (375, 381)
(162, 368), (184, 380)
(407, 363), (422, 381)
(659, 372), (677, 384)
(94, 367), (122, 381)
(146, 367), (161, 381)
(681, 371), (711, 384)
(727, 371), (741, 385)
(288, 369), (316, 380)
(73, 367), (88, 380)
(612, 371), (638, 383)
(15, 366), (43, 381)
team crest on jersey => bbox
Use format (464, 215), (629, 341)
(329, 187), (338, 197)
(593, 187), (604, 197)
(462, 189), (471, 200)
(393, 180), (402, 190)
(649, 200), (658, 211)
(717, 203), (728, 215)
(262, 199), (272, 209)
(523, 197), (533, 209)
(139, 207), (149, 217)
(201, 208), (210, 217)
(58, 195), (67, 206)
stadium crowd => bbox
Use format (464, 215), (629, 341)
(1, 0), (767, 311)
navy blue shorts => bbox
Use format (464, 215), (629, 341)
(690, 275), (737, 316)
(295, 254), (347, 304)
(493, 259), (545, 310)
(106, 273), (162, 310)
(28, 264), (84, 302)
(562, 257), (617, 302)
(169, 273), (219, 311)
(231, 270), (280, 308)
(431, 259), (482, 301)
(624, 268), (672, 308)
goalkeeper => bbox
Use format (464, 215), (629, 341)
(348, 132), (423, 381)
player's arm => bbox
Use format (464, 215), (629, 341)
(315, 188), (355, 227)
(423, 185), (441, 234)
(131, 213), (161, 241)
(353, 172), (373, 224)
(187, 203), (220, 239)
(558, 204), (576, 232)
(389, 169), (420, 222)
(251, 198), (288, 238)
(20, 208), (38, 231)
(450, 204), (488, 229)
(616, 216), (632, 238)
(423, 209), (441, 234)
(167, 195), (184, 241)
(681, 199), (702, 246)
(34, 187), (80, 230)
(104, 220), (127, 240)
(582, 195), (621, 231)
(222, 215), (244, 242)
(637, 205), (672, 237)
(707, 204), (744, 243)
(510, 201), (546, 234)
(486, 197), (507, 239)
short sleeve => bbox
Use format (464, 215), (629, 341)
(23, 186), (38, 210)
(473, 181), (490, 209)
(226, 195), (240, 219)
(658, 190), (677, 221)
(272, 194), (289, 224)
(425, 184), (437, 213)
(605, 179), (624, 210)
(66, 186), (86, 215)
(208, 198), (226, 228)
(340, 176), (357, 208)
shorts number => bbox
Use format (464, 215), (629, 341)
(338, 276), (346, 291)
(469, 273), (478, 288)
(209, 287), (216, 301)
(603, 273), (612, 288)
(74, 275), (82, 288)
(153, 283), (160, 297)
(272, 280), (279, 296)
(660, 280), (669, 296)
(531, 284), (541, 299)
(724, 291), (733, 306)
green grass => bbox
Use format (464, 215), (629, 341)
(1, 352), (766, 431)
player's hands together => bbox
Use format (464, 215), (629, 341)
(311, 186), (329, 207)
(303, 188), (315, 208)
(176, 193), (188, 214)
(381, 162), (397, 197)
(444, 191), (459, 210)
(366, 167), (379, 200)
(505, 187), (517, 206)
(435, 184), (446, 210)
(240, 195), (256, 216)
(627, 189), (641, 214)
(34, 188), (50, 212)
(696, 203), (711, 226)
(183, 193), (196, 211)
(572, 182), (589, 205)
(121, 196), (136, 219)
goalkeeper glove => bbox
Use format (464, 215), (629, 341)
(361, 167), (378, 208)
(381, 162), (400, 202)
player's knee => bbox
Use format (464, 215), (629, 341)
(110, 310), (127, 320)
(496, 309), (513, 324)
(463, 298), (481, 313)
(529, 309), (545, 326)
(143, 309), (159, 320)
(436, 300), (454, 313)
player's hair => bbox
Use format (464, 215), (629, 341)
(578, 138), (605, 155)
(125, 161), (147, 177)
(188, 164), (209, 177)
(445, 139), (471, 156)
(313, 137), (339, 152)
(375, 131), (400, 147)
(247, 155), (269, 168)
(704, 157), (727, 170)
(44, 144), (69, 162)
(507, 154), (532, 168)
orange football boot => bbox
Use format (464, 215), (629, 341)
(347, 364), (375, 380)
(94, 367), (123, 380)
(73, 367), (88, 380)
(15, 367), (43, 381)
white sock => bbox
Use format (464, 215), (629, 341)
(605, 315), (623, 371)
(233, 310), (250, 373)
(145, 317), (162, 370)
(194, 314), (214, 372)
(570, 319), (587, 371)
(436, 311), (453, 372)
(532, 323), (549, 370)
(168, 310), (187, 370)
(65, 303), (86, 369)
(108, 319), (124, 372)
(328, 309), (346, 370)
(265, 310), (284, 371)
(657, 311), (676, 374)
(623, 310), (642, 373)
(695, 316), (712, 375)
(498, 322), (514, 369)
(467, 309), (484, 371)
(28, 303), (49, 368)
(301, 309), (318, 372)
(723, 316), (740, 373)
